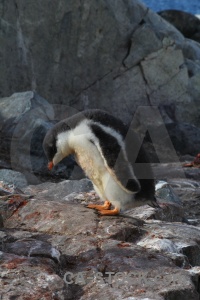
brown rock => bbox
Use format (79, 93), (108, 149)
(1, 163), (200, 299)
(0, 252), (72, 299)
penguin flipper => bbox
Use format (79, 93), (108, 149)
(90, 123), (140, 194)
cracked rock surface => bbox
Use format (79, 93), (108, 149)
(0, 0), (200, 126)
(1, 0), (200, 183)
(1, 164), (200, 299)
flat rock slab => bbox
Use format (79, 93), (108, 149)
(138, 221), (200, 267)
(1, 165), (200, 299)
(0, 196), (199, 299)
(0, 252), (72, 299)
(23, 178), (93, 201)
(0, 169), (28, 189)
(4, 199), (97, 236)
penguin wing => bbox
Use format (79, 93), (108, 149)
(90, 123), (140, 193)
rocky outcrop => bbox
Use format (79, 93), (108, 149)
(1, 2), (200, 298)
(0, 0), (200, 127)
(0, 169), (27, 189)
(0, 91), (82, 184)
(142, 121), (200, 161)
(1, 164), (200, 299)
(1, 92), (200, 184)
(0, 91), (53, 179)
(158, 10), (200, 43)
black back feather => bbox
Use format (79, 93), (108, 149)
(43, 109), (155, 199)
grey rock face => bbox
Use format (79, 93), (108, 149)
(0, 0), (200, 183)
(0, 169), (27, 189)
(0, 91), (200, 185)
(166, 123), (200, 156)
(0, 91), (79, 184)
(0, 0), (200, 127)
(23, 178), (93, 201)
(0, 91), (53, 178)
(142, 121), (200, 162)
(1, 91), (200, 185)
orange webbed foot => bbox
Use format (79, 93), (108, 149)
(97, 207), (120, 216)
(87, 200), (111, 211)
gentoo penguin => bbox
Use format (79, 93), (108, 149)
(43, 109), (157, 215)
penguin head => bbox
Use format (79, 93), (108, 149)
(43, 122), (72, 170)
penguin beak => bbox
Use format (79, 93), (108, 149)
(48, 161), (54, 170)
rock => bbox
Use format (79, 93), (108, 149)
(0, 1), (200, 182)
(0, 159), (11, 170)
(23, 178), (93, 201)
(125, 203), (183, 223)
(0, 91), (79, 184)
(0, 252), (72, 299)
(3, 239), (61, 263)
(122, 179), (185, 223)
(0, 91), (53, 182)
(0, 169), (27, 189)
(1, 2), (200, 297)
(137, 221), (200, 267)
(158, 10), (200, 43)
(2, 193), (199, 299)
(0, 180), (27, 196)
(0, 193), (31, 223)
(138, 120), (200, 161)
(4, 199), (98, 235)
(0, 1), (200, 128)
(166, 123), (200, 156)
(1, 91), (199, 185)
(124, 23), (163, 68)
(155, 180), (182, 206)
(141, 47), (188, 104)
(1, 162), (200, 298)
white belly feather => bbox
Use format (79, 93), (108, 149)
(56, 120), (134, 210)
(69, 121), (133, 210)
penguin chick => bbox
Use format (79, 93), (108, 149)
(43, 109), (157, 216)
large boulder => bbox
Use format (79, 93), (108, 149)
(143, 122), (200, 162)
(0, 0), (200, 127)
(0, 91), (200, 184)
(158, 10), (200, 43)
(0, 91), (80, 184)
(0, 169), (27, 189)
